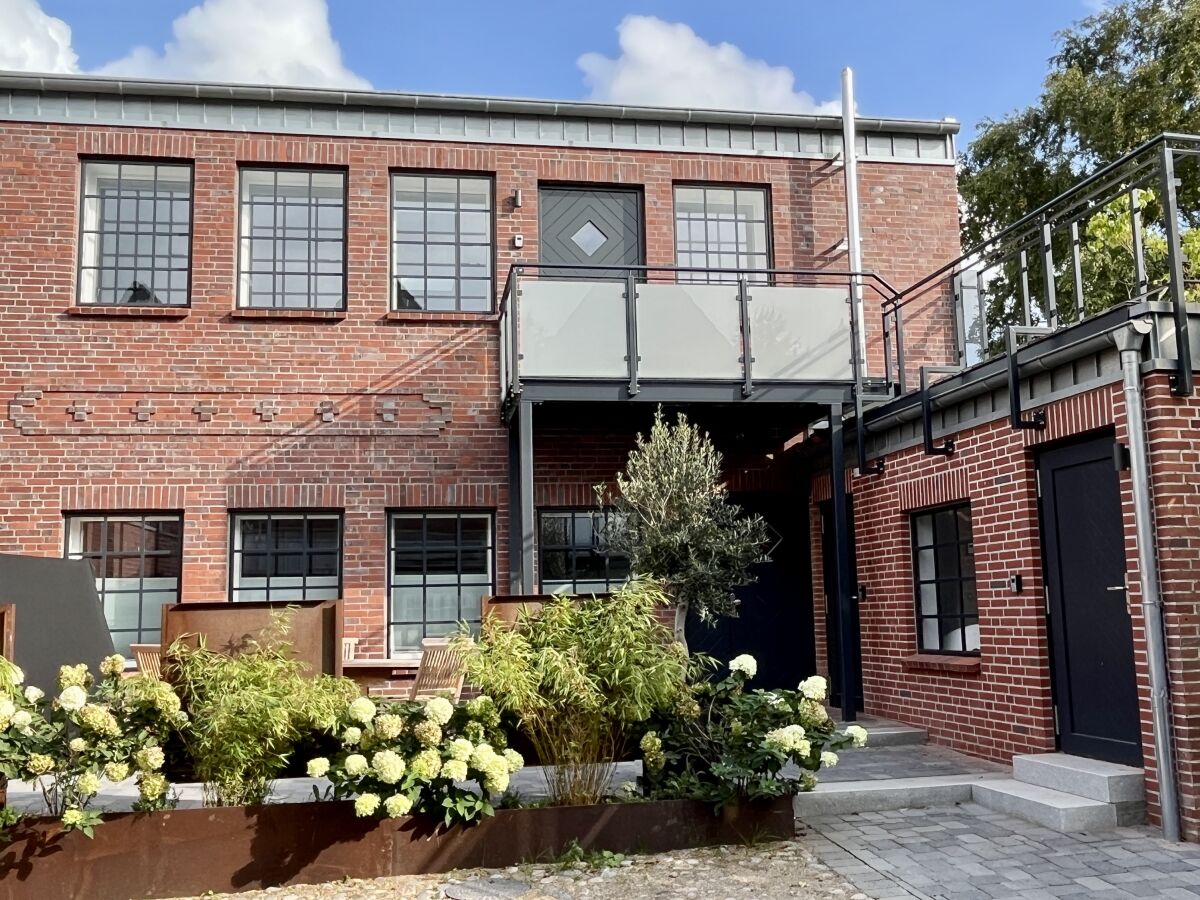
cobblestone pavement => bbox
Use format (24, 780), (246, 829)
(174, 839), (868, 900)
(813, 745), (1007, 784)
(808, 802), (1200, 899)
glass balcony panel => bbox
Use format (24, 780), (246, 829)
(748, 286), (853, 381)
(636, 284), (742, 379)
(518, 280), (628, 378)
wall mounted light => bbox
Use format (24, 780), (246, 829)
(513, 189), (523, 208)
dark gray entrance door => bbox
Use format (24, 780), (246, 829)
(1039, 436), (1142, 766)
(539, 187), (643, 277)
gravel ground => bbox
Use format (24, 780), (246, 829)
(175, 832), (869, 900)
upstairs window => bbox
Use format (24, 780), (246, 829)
(392, 174), (493, 312)
(912, 504), (980, 654)
(539, 509), (630, 595)
(66, 513), (183, 656)
(238, 168), (346, 310)
(230, 511), (342, 601)
(674, 185), (770, 282)
(78, 161), (192, 306)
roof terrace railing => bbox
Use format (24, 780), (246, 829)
(883, 133), (1200, 396)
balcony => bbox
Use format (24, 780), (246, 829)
(498, 264), (893, 407)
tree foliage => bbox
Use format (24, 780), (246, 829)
(598, 410), (769, 640)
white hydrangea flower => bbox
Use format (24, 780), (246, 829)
(344, 754), (369, 777)
(134, 746), (165, 771)
(821, 751), (839, 768)
(306, 757), (331, 779)
(11, 710), (31, 730)
(448, 738), (474, 761)
(763, 724), (808, 753)
(68, 737), (87, 753)
(57, 685), (87, 712)
(845, 724), (868, 748)
(23, 686), (43, 704)
(502, 748), (524, 773)
(99, 654), (127, 677)
(10, 664), (23, 686)
(0, 699), (15, 720)
(440, 759), (468, 782)
(424, 696), (454, 726)
(77, 772), (102, 797)
(348, 697), (377, 724)
(342, 726), (363, 746)
(798, 675), (828, 701)
(354, 793), (380, 817)
(728, 654), (758, 679)
(384, 793), (413, 818)
(371, 750), (406, 784)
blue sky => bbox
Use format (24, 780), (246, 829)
(13, 0), (1098, 147)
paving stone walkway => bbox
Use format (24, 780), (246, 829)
(806, 801), (1200, 899)
(816, 744), (1006, 784)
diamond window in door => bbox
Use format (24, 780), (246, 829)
(570, 220), (608, 257)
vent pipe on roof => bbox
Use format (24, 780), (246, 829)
(842, 68), (869, 383)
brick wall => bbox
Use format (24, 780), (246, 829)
(0, 119), (959, 678)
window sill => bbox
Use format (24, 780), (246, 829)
(900, 653), (981, 675)
(384, 311), (497, 325)
(229, 308), (347, 321)
(341, 658), (420, 671)
(67, 305), (190, 318)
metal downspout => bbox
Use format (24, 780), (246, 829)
(1114, 319), (1180, 842)
(841, 68), (868, 383)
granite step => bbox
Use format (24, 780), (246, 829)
(1013, 753), (1144, 804)
(972, 779), (1119, 832)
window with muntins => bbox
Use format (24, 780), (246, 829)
(388, 512), (493, 654)
(674, 185), (770, 282)
(911, 504), (979, 654)
(237, 168), (346, 310)
(65, 513), (183, 656)
(78, 161), (192, 306)
(230, 512), (342, 601)
(392, 174), (493, 312)
(539, 509), (630, 594)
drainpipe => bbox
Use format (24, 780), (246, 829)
(841, 68), (868, 382)
(1114, 318), (1180, 842)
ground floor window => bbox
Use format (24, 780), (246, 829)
(538, 509), (630, 594)
(229, 511), (342, 602)
(911, 503), (979, 654)
(387, 511), (493, 654)
(65, 513), (182, 656)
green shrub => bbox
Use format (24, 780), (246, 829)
(167, 615), (360, 807)
(639, 654), (868, 809)
(455, 577), (686, 806)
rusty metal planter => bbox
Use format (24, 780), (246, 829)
(0, 796), (793, 899)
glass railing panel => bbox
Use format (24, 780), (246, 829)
(636, 283), (743, 379)
(517, 280), (628, 379)
(749, 285), (853, 381)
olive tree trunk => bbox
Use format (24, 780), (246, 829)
(673, 598), (689, 654)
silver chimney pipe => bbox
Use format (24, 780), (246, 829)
(841, 67), (868, 381)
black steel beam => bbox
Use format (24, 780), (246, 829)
(920, 366), (961, 456)
(1159, 143), (1195, 395)
(829, 402), (859, 723)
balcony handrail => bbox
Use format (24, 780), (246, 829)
(501, 260), (900, 293)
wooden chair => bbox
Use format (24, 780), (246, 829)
(408, 637), (465, 701)
(129, 643), (163, 680)
(342, 637), (360, 663)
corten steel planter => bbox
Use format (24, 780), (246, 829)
(0, 796), (793, 899)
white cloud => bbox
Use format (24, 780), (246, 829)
(578, 15), (839, 114)
(0, 0), (79, 74)
(1, 0), (369, 90)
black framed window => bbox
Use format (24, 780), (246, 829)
(391, 174), (493, 312)
(65, 513), (183, 656)
(388, 512), (493, 654)
(539, 509), (630, 594)
(912, 504), (979, 654)
(78, 161), (192, 306)
(238, 168), (346, 310)
(674, 185), (770, 283)
(230, 511), (342, 601)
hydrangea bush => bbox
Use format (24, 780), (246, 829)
(312, 694), (523, 827)
(0, 655), (183, 836)
(639, 655), (867, 809)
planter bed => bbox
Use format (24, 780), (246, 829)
(0, 796), (794, 900)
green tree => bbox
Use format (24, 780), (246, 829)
(959, 0), (1200, 329)
(598, 410), (769, 648)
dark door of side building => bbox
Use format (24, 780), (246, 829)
(685, 492), (815, 691)
(538, 186), (644, 278)
(820, 498), (863, 712)
(1038, 436), (1142, 767)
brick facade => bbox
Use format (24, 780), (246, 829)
(0, 117), (960, 690)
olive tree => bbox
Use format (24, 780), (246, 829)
(598, 410), (769, 648)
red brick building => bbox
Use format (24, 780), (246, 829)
(0, 72), (958, 695)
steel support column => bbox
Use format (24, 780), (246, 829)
(509, 399), (537, 594)
(829, 402), (859, 722)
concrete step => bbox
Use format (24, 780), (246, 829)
(972, 779), (1118, 832)
(1013, 753), (1144, 804)
(794, 773), (1007, 818)
(829, 715), (928, 748)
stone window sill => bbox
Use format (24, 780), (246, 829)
(341, 658), (419, 671)
(67, 305), (190, 318)
(229, 308), (346, 321)
(384, 311), (497, 325)
(901, 653), (982, 675)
